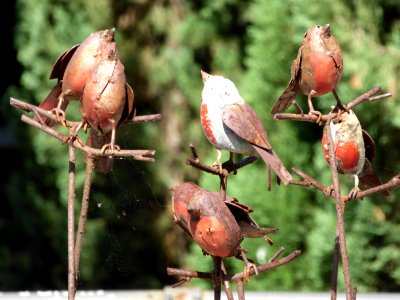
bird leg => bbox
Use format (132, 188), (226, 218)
(221, 152), (237, 175)
(332, 90), (348, 118)
(348, 174), (361, 200)
(64, 120), (85, 146)
(307, 90), (323, 125)
(212, 149), (223, 173)
(100, 120), (120, 155)
(51, 90), (70, 126)
(239, 248), (258, 283)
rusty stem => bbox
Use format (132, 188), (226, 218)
(274, 86), (390, 124)
(292, 167), (400, 202)
(185, 145), (257, 177)
(167, 249), (301, 283)
(10, 97), (161, 127)
(220, 261), (234, 300)
(20, 115), (156, 161)
(325, 120), (353, 300)
(74, 155), (94, 285)
(68, 144), (76, 300)
(236, 279), (245, 300)
(212, 256), (222, 300)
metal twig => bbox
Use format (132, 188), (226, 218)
(274, 87), (391, 125)
(74, 155), (94, 285)
(68, 143), (76, 300)
(167, 249), (301, 283)
(268, 246), (285, 263)
(325, 120), (353, 300)
(212, 256), (222, 300)
(236, 279), (245, 300)
(221, 261), (234, 300)
(10, 97), (161, 127)
(20, 115), (156, 161)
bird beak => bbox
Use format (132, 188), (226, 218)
(201, 70), (210, 83)
(322, 24), (331, 36)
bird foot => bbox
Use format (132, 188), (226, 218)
(212, 159), (223, 173)
(50, 108), (67, 127)
(243, 262), (258, 283)
(64, 132), (84, 146)
(324, 185), (334, 197)
(348, 186), (361, 200)
(308, 110), (323, 125)
(100, 143), (121, 155)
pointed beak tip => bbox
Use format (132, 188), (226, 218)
(201, 70), (209, 82)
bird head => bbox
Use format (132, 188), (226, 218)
(200, 70), (243, 106)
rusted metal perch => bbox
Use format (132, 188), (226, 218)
(274, 86), (395, 300)
(171, 145), (301, 300)
(10, 96), (161, 300)
(167, 248), (301, 289)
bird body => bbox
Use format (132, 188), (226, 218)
(36, 29), (116, 124)
(200, 71), (292, 185)
(61, 29), (116, 100)
(200, 76), (254, 155)
(322, 110), (365, 175)
(322, 110), (390, 196)
(81, 53), (126, 135)
(81, 51), (135, 174)
(172, 182), (277, 258)
(271, 24), (343, 115)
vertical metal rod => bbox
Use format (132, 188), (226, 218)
(68, 144), (76, 300)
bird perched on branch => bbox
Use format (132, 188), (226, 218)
(80, 49), (135, 173)
(321, 109), (390, 198)
(200, 70), (293, 188)
(172, 182), (277, 280)
(35, 28), (116, 126)
(271, 24), (343, 120)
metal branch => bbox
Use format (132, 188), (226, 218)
(274, 87), (391, 124)
(68, 144), (76, 300)
(324, 120), (353, 300)
(10, 97), (161, 127)
(124, 114), (162, 124)
(167, 249), (301, 283)
(185, 144), (257, 176)
(74, 155), (94, 285)
(20, 115), (156, 161)
(291, 167), (331, 195)
(344, 173), (400, 202)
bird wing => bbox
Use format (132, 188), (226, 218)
(359, 129), (390, 196)
(359, 158), (391, 196)
(225, 196), (277, 244)
(118, 83), (136, 126)
(35, 81), (64, 127)
(222, 102), (293, 185)
(362, 129), (375, 163)
(50, 44), (80, 81)
(222, 102), (272, 150)
(270, 47), (302, 115)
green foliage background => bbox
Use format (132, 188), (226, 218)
(1, 0), (399, 292)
